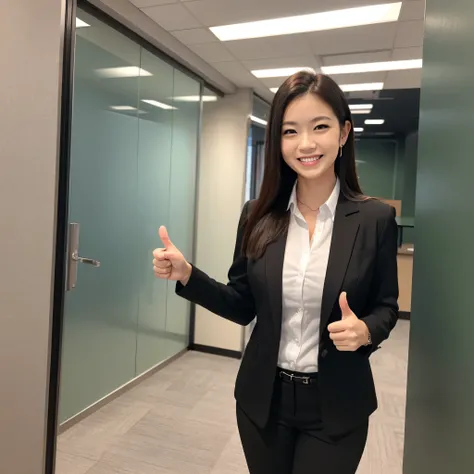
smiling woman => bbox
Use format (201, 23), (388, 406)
(242, 72), (367, 260)
(153, 70), (399, 474)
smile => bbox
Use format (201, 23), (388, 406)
(298, 155), (322, 166)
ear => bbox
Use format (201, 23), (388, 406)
(340, 120), (352, 146)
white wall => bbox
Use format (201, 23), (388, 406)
(194, 89), (253, 352)
(0, 0), (65, 472)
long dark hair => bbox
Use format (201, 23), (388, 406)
(242, 71), (366, 260)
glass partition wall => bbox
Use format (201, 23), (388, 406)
(58, 7), (201, 425)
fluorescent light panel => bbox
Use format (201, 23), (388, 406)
(76, 18), (90, 28)
(365, 119), (385, 125)
(322, 59), (422, 75)
(271, 83), (384, 93)
(96, 67), (152, 78)
(110, 106), (136, 111)
(349, 104), (373, 110)
(340, 82), (384, 92)
(142, 99), (177, 110)
(172, 95), (218, 102)
(210, 2), (401, 41)
(351, 109), (372, 114)
(250, 115), (268, 126)
(354, 127), (364, 133)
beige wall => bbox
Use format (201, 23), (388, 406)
(193, 89), (253, 351)
(0, 0), (66, 472)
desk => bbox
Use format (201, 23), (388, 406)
(396, 216), (415, 247)
(397, 243), (414, 316)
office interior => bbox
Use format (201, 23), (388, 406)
(2, 0), (474, 473)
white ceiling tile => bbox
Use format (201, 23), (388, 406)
(211, 61), (258, 87)
(224, 35), (313, 61)
(187, 42), (235, 62)
(142, 3), (201, 30)
(391, 46), (424, 60)
(172, 28), (218, 45)
(183, 0), (405, 27)
(329, 72), (388, 85)
(394, 20), (425, 48)
(321, 50), (392, 66)
(241, 55), (321, 71)
(130, 0), (177, 7)
(399, 0), (425, 21)
(308, 23), (398, 56)
(384, 69), (423, 89)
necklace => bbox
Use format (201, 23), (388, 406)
(297, 197), (319, 212)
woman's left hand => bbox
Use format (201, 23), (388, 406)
(328, 292), (370, 351)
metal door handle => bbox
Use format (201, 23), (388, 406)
(66, 222), (100, 290)
(71, 250), (100, 267)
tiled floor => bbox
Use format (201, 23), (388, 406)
(56, 320), (410, 474)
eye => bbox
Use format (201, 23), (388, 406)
(283, 129), (296, 135)
(314, 124), (329, 131)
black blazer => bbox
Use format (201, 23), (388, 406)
(176, 194), (399, 436)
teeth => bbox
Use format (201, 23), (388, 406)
(300, 157), (320, 162)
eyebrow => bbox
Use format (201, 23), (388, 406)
(282, 116), (332, 126)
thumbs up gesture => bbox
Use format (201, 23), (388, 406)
(152, 226), (192, 285)
(327, 292), (370, 351)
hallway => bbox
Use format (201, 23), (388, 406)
(56, 320), (409, 474)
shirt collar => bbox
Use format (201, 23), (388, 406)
(287, 177), (340, 218)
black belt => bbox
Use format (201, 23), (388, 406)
(277, 369), (318, 385)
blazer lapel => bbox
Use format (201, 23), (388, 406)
(320, 197), (360, 333)
(264, 225), (288, 340)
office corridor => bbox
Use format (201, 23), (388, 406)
(56, 320), (409, 474)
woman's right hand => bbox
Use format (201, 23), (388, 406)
(153, 226), (192, 285)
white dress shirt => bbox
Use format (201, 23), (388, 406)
(277, 178), (340, 373)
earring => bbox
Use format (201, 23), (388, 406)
(339, 145), (343, 157)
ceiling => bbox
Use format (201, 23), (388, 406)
(127, 0), (426, 103)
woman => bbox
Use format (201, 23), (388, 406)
(152, 71), (399, 474)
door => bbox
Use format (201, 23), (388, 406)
(58, 19), (144, 423)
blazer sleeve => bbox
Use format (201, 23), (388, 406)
(361, 205), (399, 351)
(174, 201), (256, 326)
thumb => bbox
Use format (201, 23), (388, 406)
(158, 225), (174, 250)
(339, 292), (354, 319)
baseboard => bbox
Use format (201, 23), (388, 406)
(58, 348), (188, 435)
(400, 311), (411, 320)
(190, 343), (242, 360)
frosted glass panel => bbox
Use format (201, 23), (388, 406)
(59, 8), (198, 423)
(135, 49), (174, 374)
(59, 27), (141, 422)
(165, 71), (200, 356)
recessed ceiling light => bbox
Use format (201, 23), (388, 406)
(172, 95), (218, 102)
(270, 83), (383, 93)
(95, 67), (152, 78)
(110, 106), (136, 111)
(341, 82), (384, 92)
(354, 127), (364, 133)
(365, 119), (385, 125)
(109, 105), (146, 114)
(252, 67), (315, 79)
(76, 18), (90, 28)
(250, 115), (268, 126)
(210, 2), (402, 41)
(322, 59), (422, 75)
(349, 104), (374, 110)
(351, 109), (372, 114)
(141, 99), (177, 110)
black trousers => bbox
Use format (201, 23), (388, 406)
(236, 371), (368, 474)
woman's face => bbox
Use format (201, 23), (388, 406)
(281, 93), (351, 182)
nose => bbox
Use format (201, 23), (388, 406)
(298, 132), (317, 154)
